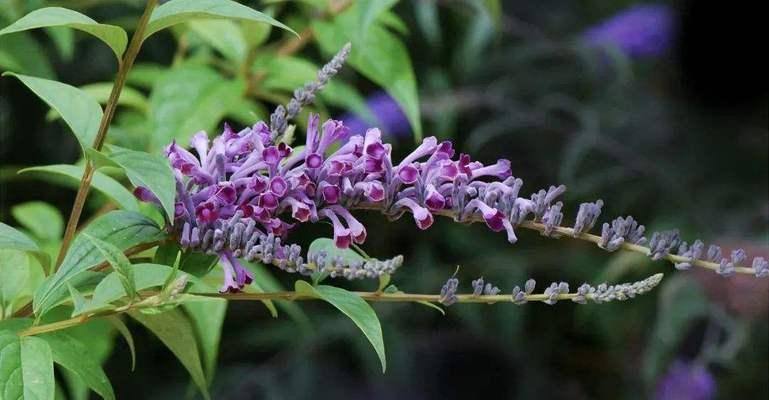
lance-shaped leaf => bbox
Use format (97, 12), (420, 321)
(3, 73), (102, 152)
(79, 264), (186, 315)
(314, 14), (422, 140)
(107, 317), (136, 371)
(143, 0), (294, 40)
(184, 291), (226, 384)
(147, 65), (246, 152)
(40, 331), (115, 400)
(83, 234), (137, 301)
(130, 309), (210, 400)
(46, 83), (148, 118)
(33, 211), (164, 316)
(0, 7), (127, 61)
(103, 145), (175, 219)
(0, 222), (50, 271)
(20, 164), (140, 212)
(0, 29), (55, 78)
(353, 0), (397, 39)
(11, 201), (64, 241)
(295, 280), (387, 372)
(0, 331), (55, 400)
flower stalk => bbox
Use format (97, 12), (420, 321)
(355, 206), (758, 276)
(17, 272), (663, 337)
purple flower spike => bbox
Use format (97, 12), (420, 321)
(219, 253), (240, 293)
(160, 109), (578, 289)
(424, 184), (446, 210)
(306, 152), (323, 168)
(583, 4), (674, 59)
(467, 199), (505, 232)
(269, 176), (288, 197)
(322, 209), (353, 248)
(656, 360), (715, 400)
(472, 159), (512, 180)
(214, 184), (236, 205)
(262, 146), (281, 165)
(134, 186), (160, 204)
(320, 182), (341, 204)
(395, 198), (434, 230)
(195, 202), (218, 224)
(398, 164), (419, 184)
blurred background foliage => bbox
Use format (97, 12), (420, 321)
(0, 0), (767, 399)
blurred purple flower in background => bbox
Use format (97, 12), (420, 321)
(340, 91), (411, 139)
(656, 360), (716, 400)
(583, 4), (675, 58)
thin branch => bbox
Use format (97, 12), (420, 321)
(55, 0), (159, 270)
(14, 288), (599, 337)
(352, 205), (757, 275)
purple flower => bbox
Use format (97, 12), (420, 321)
(583, 4), (675, 58)
(656, 360), (716, 400)
(339, 91), (411, 138)
(142, 108), (578, 292)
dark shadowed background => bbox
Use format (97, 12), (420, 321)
(1, 1), (767, 399)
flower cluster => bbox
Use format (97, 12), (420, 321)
(437, 273), (664, 306)
(136, 44), (767, 294)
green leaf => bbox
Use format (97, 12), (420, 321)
(383, 284), (445, 315)
(33, 211), (164, 316)
(241, 19), (272, 48)
(0, 7), (127, 60)
(83, 263), (179, 314)
(107, 317), (136, 371)
(82, 234), (137, 301)
(40, 331), (115, 400)
(184, 295), (226, 384)
(247, 280), (278, 318)
(0, 250), (33, 318)
(244, 262), (311, 330)
(642, 275), (709, 384)
(44, 83), (148, 116)
(147, 64), (244, 151)
(40, 312), (114, 400)
(0, 331), (55, 400)
(0, 331), (23, 400)
(144, 0), (294, 40)
(376, 274), (390, 292)
(294, 281), (386, 372)
(66, 283), (87, 316)
(104, 145), (175, 220)
(126, 63), (167, 90)
(153, 242), (180, 267)
(44, 26), (74, 61)
(20, 336), (55, 400)
(0, 222), (49, 272)
(353, 0), (397, 39)
(19, 164), (139, 212)
(3, 73), (103, 152)
(320, 80), (376, 128)
(314, 15), (422, 140)
(129, 309), (210, 400)
(252, 55), (372, 123)
(0, 30), (55, 78)
(179, 250), (218, 278)
(307, 238), (366, 265)
(187, 19), (246, 62)
(11, 201), (64, 241)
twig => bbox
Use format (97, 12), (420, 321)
(55, 0), (159, 270)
